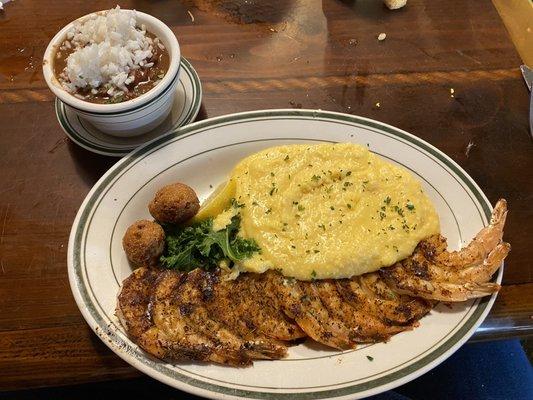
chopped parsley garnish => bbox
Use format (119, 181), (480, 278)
(230, 198), (245, 208)
(105, 94), (124, 104)
(298, 204), (305, 211)
(393, 205), (404, 217)
(311, 270), (317, 279)
(366, 355), (374, 361)
(406, 203), (415, 210)
(284, 155), (290, 161)
(311, 174), (321, 182)
(384, 196), (391, 205)
(160, 215), (260, 272)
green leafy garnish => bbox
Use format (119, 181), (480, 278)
(160, 215), (260, 272)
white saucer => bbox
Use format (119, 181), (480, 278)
(55, 58), (202, 157)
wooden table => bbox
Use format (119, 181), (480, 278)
(0, 0), (531, 393)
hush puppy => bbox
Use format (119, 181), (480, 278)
(122, 220), (165, 266)
(148, 182), (200, 224)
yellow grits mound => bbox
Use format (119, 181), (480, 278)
(209, 143), (440, 280)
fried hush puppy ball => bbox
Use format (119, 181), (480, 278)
(122, 220), (165, 266)
(148, 182), (200, 224)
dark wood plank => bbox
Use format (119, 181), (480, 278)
(0, 0), (531, 391)
(0, 325), (140, 391)
(474, 283), (533, 341)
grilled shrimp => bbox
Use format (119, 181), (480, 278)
(267, 271), (432, 349)
(380, 199), (509, 302)
(434, 199), (508, 269)
(117, 197), (510, 365)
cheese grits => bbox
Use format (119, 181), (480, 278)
(208, 143), (440, 280)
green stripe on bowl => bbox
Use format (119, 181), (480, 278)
(55, 57), (202, 157)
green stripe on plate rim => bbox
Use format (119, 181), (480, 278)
(56, 57), (202, 156)
(70, 110), (498, 399)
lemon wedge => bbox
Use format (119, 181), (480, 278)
(192, 179), (236, 222)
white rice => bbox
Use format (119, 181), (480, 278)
(58, 6), (164, 97)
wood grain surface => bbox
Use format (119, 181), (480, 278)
(0, 0), (531, 391)
(492, 0), (533, 66)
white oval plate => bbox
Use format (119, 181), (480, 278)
(68, 110), (502, 399)
(56, 58), (202, 157)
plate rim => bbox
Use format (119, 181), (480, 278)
(68, 109), (502, 399)
(55, 57), (203, 157)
